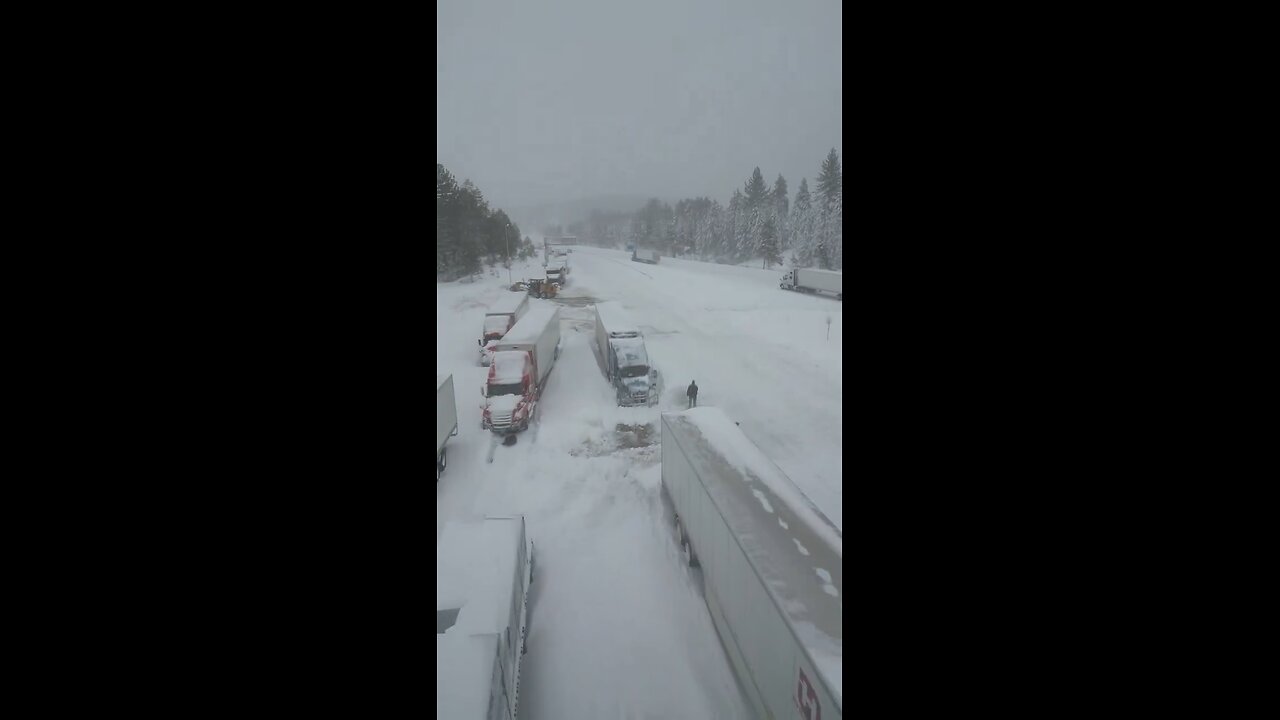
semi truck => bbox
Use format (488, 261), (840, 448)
(593, 301), (658, 406)
(661, 408), (842, 720)
(545, 250), (570, 287)
(436, 515), (535, 720)
(631, 248), (660, 264)
(482, 305), (561, 434)
(479, 292), (531, 366)
(437, 375), (459, 481)
(780, 268), (842, 300)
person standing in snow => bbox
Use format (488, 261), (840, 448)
(687, 380), (698, 408)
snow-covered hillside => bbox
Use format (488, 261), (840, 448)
(436, 246), (842, 719)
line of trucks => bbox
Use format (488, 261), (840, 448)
(439, 286), (841, 718)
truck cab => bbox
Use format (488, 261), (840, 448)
(481, 351), (536, 433)
(607, 337), (659, 406)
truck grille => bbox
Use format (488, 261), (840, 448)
(491, 412), (513, 427)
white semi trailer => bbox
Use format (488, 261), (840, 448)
(631, 248), (660, 264)
(779, 268), (842, 300)
(661, 408), (842, 720)
(482, 305), (562, 434)
(437, 374), (458, 481)
(436, 515), (535, 720)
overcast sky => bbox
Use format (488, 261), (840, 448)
(437, 0), (841, 212)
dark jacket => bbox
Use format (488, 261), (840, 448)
(687, 382), (698, 398)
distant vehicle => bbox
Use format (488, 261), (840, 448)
(479, 292), (531, 366)
(780, 268), (842, 300)
(482, 306), (561, 434)
(437, 374), (458, 481)
(625, 243), (635, 252)
(661, 408), (842, 720)
(437, 515), (535, 720)
(594, 301), (659, 406)
(545, 251), (570, 286)
(632, 248), (660, 264)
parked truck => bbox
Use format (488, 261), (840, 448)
(437, 375), (459, 481)
(779, 268), (842, 300)
(482, 305), (561, 434)
(545, 250), (570, 287)
(479, 292), (531, 366)
(437, 515), (535, 720)
(631, 248), (660, 264)
(661, 408), (842, 720)
(593, 301), (659, 406)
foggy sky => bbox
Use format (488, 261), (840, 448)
(437, 0), (842, 213)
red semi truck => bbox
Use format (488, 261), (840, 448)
(481, 305), (561, 434)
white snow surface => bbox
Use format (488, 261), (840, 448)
(438, 247), (842, 719)
(490, 351), (527, 385)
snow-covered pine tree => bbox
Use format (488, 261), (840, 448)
(744, 167), (769, 212)
(815, 149), (841, 271)
(759, 217), (781, 269)
(772, 174), (789, 250)
(792, 178), (814, 268)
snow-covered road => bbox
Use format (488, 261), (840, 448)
(436, 245), (842, 719)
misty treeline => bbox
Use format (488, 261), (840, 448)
(551, 149), (842, 270)
(437, 163), (537, 280)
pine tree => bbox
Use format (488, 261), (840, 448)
(815, 149), (842, 271)
(792, 178), (814, 268)
(744, 167), (768, 212)
(816, 148), (841, 214)
(772, 174), (789, 250)
(759, 217), (781, 268)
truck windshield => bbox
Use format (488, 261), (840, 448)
(620, 365), (649, 378)
(489, 383), (523, 396)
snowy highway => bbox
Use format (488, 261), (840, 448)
(436, 245), (842, 719)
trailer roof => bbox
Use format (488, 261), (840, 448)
(662, 408), (843, 699)
(797, 268), (842, 278)
(490, 350), (527, 384)
(485, 291), (527, 316)
(436, 633), (499, 718)
(610, 336), (649, 367)
(437, 516), (525, 632)
(499, 305), (559, 345)
(594, 301), (640, 337)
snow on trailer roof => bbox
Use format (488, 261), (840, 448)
(662, 407), (843, 699)
(594, 300), (640, 337)
(436, 516), (527, 718)
(610, 336), (649, 368)
(499, 305), (559, 345)
(437, 633), (501, 719)
(490, 350), (527, 384)
(485, 291), (527, 316)
(437, 516), (525, 632)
